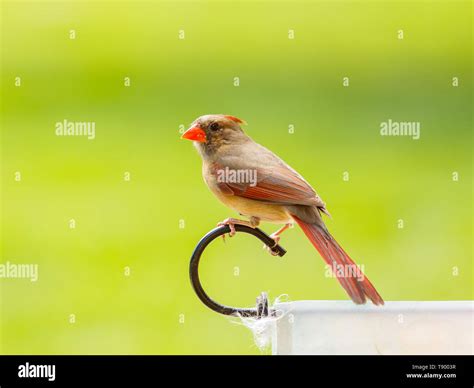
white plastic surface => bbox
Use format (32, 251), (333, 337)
(271, 301), (474, 355)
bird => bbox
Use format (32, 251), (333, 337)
(181, 114), (384, 305)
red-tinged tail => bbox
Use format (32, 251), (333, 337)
(292, 215), (384, 305)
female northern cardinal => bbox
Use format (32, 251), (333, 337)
(182, 114), (384, 305)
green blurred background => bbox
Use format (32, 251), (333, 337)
(1, 0), (472, 354)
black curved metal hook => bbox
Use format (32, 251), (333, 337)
(189, 225), (286, 318)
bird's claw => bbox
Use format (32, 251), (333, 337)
(263, 234), (280, 256)
(217, 219), (236, 240)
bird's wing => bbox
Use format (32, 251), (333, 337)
(210, 143), (327, 209)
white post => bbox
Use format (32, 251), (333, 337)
(272, 301), (473, 355)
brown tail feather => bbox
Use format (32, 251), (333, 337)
(292, 215), (384, 305)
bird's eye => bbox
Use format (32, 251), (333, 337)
(209, 122), (219, 131)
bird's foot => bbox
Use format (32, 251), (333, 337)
(217, 217), (257, 241)
(262, 223), (292, 256)
(263, 233), (281, 256)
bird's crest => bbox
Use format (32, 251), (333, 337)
(224, 115), (247, 125)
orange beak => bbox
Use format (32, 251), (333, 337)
(181, 125), (206, 143)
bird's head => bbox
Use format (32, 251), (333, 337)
(181, 114), (247, 155)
